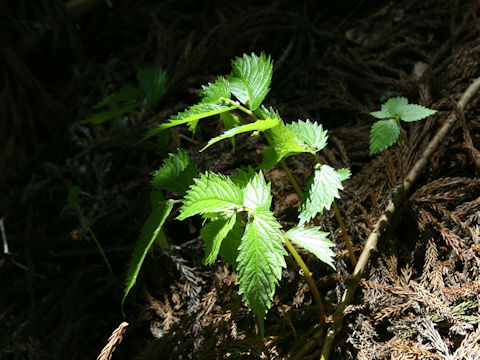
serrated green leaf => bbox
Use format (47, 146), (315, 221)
(260, 146), (280, 170)
(148, 192), (168, 248)
(93, 84), (138, 109)
(287, 119), (329, 153)
(370, 110), (389, 119)
(299, 165), (346, 225)
(220, 112), (241, 151)
(243, 171), (272, 211)
(336, 168), (351, 182)
(231, 167), (257, 188)
(177, 172), (243, 220)
(79, 102), (140, 125)
(370, 97), (436, 123)
(382, 97), (407, 116)
(369, 118), (400, 155)
(122, 199), (174, 308)
(370, 97), (408, 119)
(201, 215), (237, 265)
(143, 104), (236, 141)
(200, 76), (231, 104)
(218, 215), (243, 269)
(201, 117), (279, 151)
(151, 149), (197, 194)
(285, 226), (335, 268)
(137, 66), (167, 107)
(149, 190), (165, 207)
(228, 52), (273, 110)
(237, 209), (287, 336)
(201, 214), (244, 268)
(398, 103), (437, 122)
(260, 120), (308, 169)
(256, 106), (280, 119)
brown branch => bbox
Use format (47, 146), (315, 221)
(318, 76), (480, 360)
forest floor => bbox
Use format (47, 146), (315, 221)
(1, 1), (480, 359)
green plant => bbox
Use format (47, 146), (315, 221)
(80, 66), (167, 127)
(144, 53), (354, 261)
(61, 186), (115, 281)
(122, 149), (196, 308)
(178, 169), (334, 335)
(369, 97), (437, 155)
(124, 53), (353, 335)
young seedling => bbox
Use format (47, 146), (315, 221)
(125, 52), (353, 334)
(369, 97), (437, 155)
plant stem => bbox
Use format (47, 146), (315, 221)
(280, 159), (304, 197)
(312, 153), (357, 267)
(284, 236), (327, 324)
(258, 130), (305, 197)
(332, 201), (357, 267)
(73, 203), (115, 281)
(219, 97), (253, 116)
(396, 117), (405, 187)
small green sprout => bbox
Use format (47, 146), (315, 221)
(369, 97), (437, 155)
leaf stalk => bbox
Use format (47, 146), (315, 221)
(220, 97), (253, 116)
(283, 236), (327, 323)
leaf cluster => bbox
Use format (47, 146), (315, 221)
(144, 52), (273, 137)
(369, 97), (437, 155)
(124, 53), (350, 335)
(178, 169), (334, 335)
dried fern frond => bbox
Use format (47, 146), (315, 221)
(96, 322), (129, 360)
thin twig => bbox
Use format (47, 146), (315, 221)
(319, 76), (480, 359)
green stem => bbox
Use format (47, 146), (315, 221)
(284, 236), (327, 324)
(312, 153), (357, 267)
(73, 204), (115, 281)
(279, 159), (304, 197)
(332, 202), (357, 267)
(220, 97), (253, 116)
(261, 131), (304, 197)
(396, 117), (405, 188)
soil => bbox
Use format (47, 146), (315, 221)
(1, 1), (480, 359)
